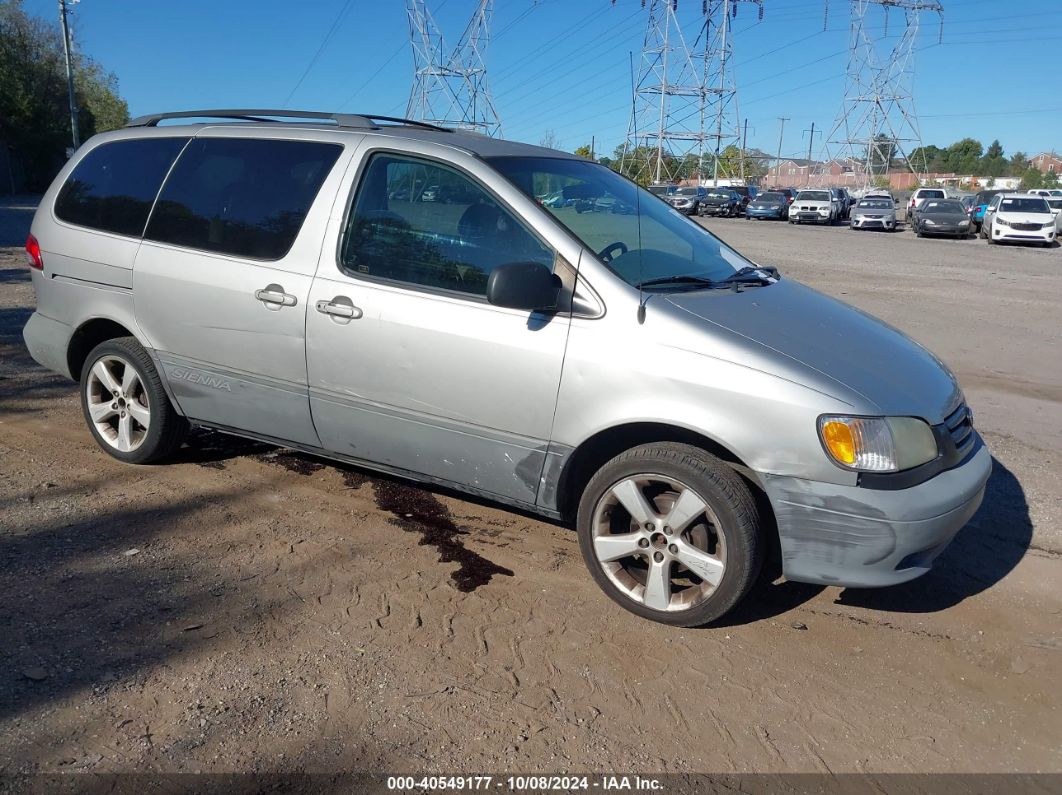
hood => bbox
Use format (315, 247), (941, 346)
(997, 212), (1053, 223)
(702, 196), (731, 204)
(922, 212), (968, 223)
(795, 200), (830, 208)
(664, 279), (961, 423)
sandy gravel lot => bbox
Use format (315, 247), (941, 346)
(1, 198), (1059, 782)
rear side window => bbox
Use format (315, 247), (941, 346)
(145, 138), (342, 261)
(54, 137), (188, 236)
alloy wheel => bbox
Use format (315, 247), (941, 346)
(591, 474), (726, 613)
(85, 355), (151, 452)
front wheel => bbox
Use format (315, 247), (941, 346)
(80, 337), (188, 464)
(577, 443), (762, 627)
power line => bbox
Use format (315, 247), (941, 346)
(282, 0), (356, 107)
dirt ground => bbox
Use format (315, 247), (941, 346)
(1, 198), (1060, 781)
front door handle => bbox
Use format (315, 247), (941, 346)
(255, 284), (297, 309)
(316, 296), (363, 321)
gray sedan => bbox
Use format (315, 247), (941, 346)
(849, 198), (897, 231)
(913, 199), (973, 239)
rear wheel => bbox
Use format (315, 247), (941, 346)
(80, 337), (188, 464)
(577, 443), (762, 627)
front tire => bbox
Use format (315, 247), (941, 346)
(576, 443), (762, 627)
(80, 337), (188, 464)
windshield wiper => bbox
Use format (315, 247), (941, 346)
(719, 265), (780, 285)
(635, 274), (718, 289)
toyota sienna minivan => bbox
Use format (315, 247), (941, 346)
(22, 110), (991, 626)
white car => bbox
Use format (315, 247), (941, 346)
(789, 190), (836, 224)
(1047, 198), (1062, 232)
(1028, 188), (1062, 198)
(908, 187), (947, 219)
(981, 194), (1057, 247)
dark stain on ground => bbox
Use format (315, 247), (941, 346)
(338, 467), (369, 490)
(253, 451), (326, 476)
(178, 431), (273, 469)
(371, 479), (514, 592)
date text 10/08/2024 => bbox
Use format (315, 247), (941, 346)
(386, 775), (663, 791)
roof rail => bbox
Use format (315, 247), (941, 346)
(124, 109), (452, 133)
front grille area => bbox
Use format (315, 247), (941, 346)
(1011, 223), (1040, 231)
(944, 402), (974, 454)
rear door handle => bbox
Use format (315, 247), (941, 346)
(316, 297), (363, 321)
(255, 284), (297, 309)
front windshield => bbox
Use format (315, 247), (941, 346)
(706, 191), (732, 199)
(675, 187), (698, 196)
(924, 200), (965, 213)
(857, 199), (892, 210)
(796, 191), (830, 201)
(755, 192), (785, 204)
(488, 156), (752, 287)
(999, 197), (1050, 214)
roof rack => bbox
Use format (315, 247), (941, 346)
(124, 109), (452, 133)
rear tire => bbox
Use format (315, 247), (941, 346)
(576, 443), (762, 627)
(80, 337), (188, 464)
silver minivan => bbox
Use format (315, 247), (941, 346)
(22, 110), (991, 626)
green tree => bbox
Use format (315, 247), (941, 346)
(868, 133), (897, 171)
(0, 0), (128, 190)
(942, 138), (983, 173)
(1010, 151), (1030, 173)
(1044, 170), (1060, 189)
(1019, 168), (1043, 190)
(573, 144), (593, 160)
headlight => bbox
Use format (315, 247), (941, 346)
(924, 219), (937, 225)
(818, 207), (829, 214)
(995, 217), (1010, 227)
(818, 416), (939, 473)
(959, 219), (970, 225)
(1044, 222), (1056, 230)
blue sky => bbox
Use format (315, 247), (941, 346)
(25, 0), (1062, 161)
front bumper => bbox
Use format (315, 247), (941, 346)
(23, 311), (75, 380)
(922, 224), (970, 236)
(851, 216), (895, 230)
(701, 205), (732, 216)
(761, 441), (991, 587)
(993, 225), (1055, 244)
(747, 208), (783, 219)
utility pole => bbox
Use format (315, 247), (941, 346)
(618, 0), (765, 186)
(823, 0), (943, 189)
(406, 0), (501, 136)
(803, 122), (820, 186)
(590, 135), (595, 161)
(774, 116), (789, 187)
(58, 0), (80, 151)
(740, 117), (748, 183)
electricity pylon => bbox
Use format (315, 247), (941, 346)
(823, 0), (943, 188)
(406, 0), (501, 136)
(617, 0), (764, 185)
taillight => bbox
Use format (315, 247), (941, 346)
(25, 234), (43, 270)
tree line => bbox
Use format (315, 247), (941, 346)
(0, 0), (128, 191)
(909, 138), (1057, 189)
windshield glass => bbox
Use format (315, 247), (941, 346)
(675, 187), (698, 196)
(755, 192), (785, 203)
(705, 191), (732, 199)
(857, 199), (892, 210)
(796, 191), (830, 201)
(488, 157), (752, 287)
(918, 190), (945, 199)
(1048, 199), (1062, 210)
(999, 197), (1051, 213)
(924, 200), (965, 213)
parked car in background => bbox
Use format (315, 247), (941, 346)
(1027, 188), (1062, 198)
(648, 183), (677, 198)
(21, 108), (992, 628)
(790, 190), (837, 225)
(667, 186), (708, 216)
(1047, 198), (1062, 232)
(830, 188), (852, 219)
(775, 187), (798, 206)
(698, 189), (742, 217)
(849, 197), (897, 231)
(863, 190), (896, 202)
(729, 186), (754, 214)
(970, 189), (1006, 232)
(980, 194), (1057, 247)
(744, 191), (790, 221)
(908, 187), (947, 219)
(912, 199), (972, 239)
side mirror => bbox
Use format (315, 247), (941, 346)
(487, 262), (562, 312)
